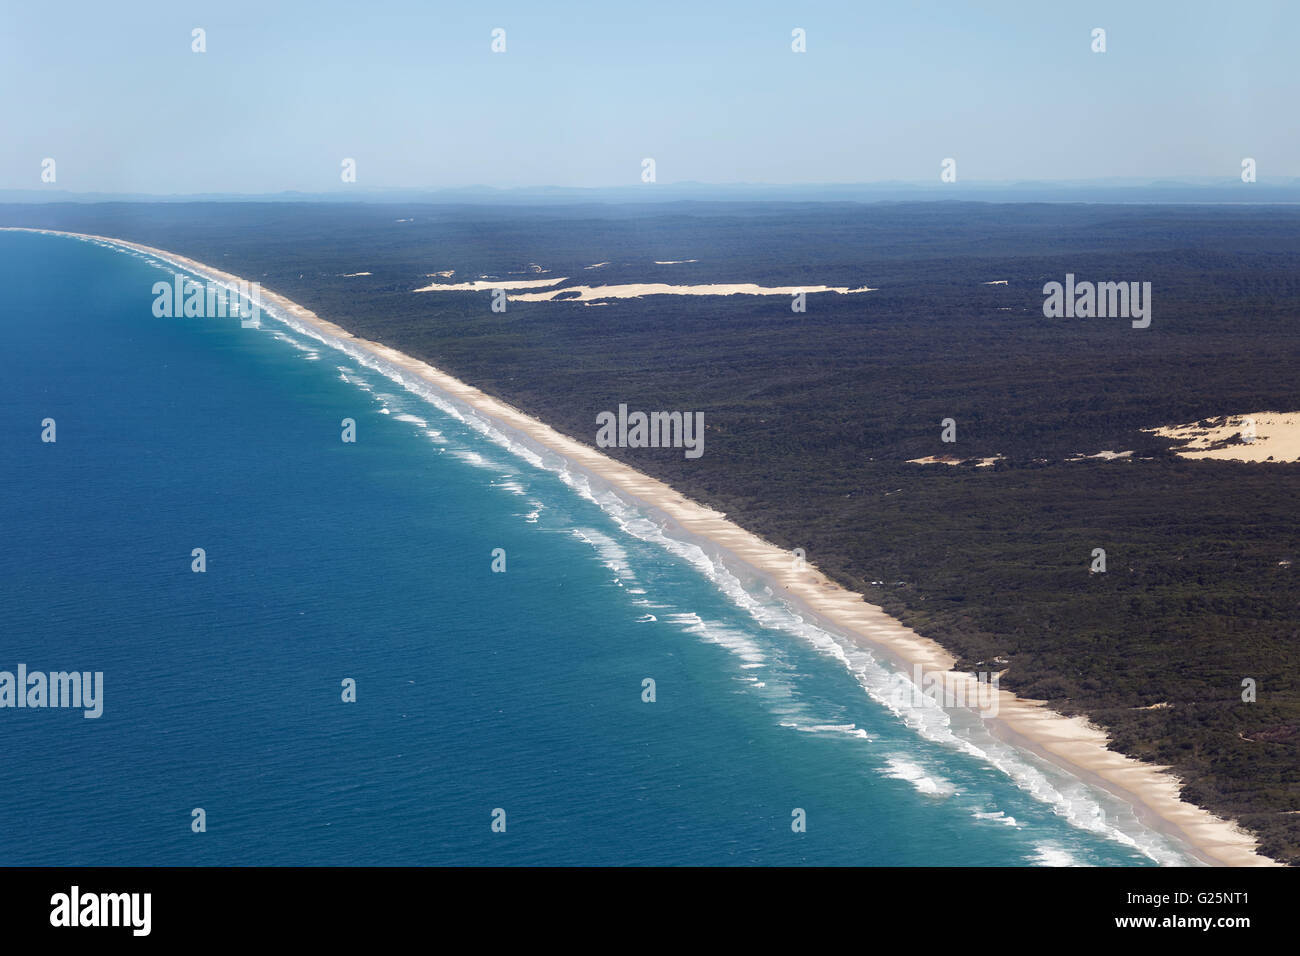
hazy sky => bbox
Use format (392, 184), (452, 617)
(2, 0), (1295, 193)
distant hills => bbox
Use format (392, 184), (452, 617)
(5, 178), (1300, 205)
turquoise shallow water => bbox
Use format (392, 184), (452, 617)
(0, 231), (1198, 865)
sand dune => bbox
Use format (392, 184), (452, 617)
(1066, 449), (1134, 461)
(412, 276), (567, 293)
(1146, 411), (1300, 462)
(507, 281), (876, 303)
(907, 455), (1003, 467)
(414, 275), (874, 303)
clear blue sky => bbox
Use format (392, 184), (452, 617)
(2, 0), (1295, 193)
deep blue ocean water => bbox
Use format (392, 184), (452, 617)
(0, 231), (1198, 866)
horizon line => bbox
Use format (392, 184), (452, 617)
(4, 177), (1300, 206)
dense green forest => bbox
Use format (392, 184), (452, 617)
(6, 200), (1298, 862)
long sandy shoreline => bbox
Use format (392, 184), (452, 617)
(8, 227), (1278, 866)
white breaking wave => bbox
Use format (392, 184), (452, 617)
(571, 527), (638, 585)
(780, 721), (875, 741)
(881, 756), (958, 797)
(1030, 843), (1087, 867)
(973, 809), (1022, 828)
(269, 329), (320, 360)
(666, 613), (767, 669)
(448, 448), (502, 471)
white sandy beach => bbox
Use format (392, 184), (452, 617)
(9, 227), (1277, 867)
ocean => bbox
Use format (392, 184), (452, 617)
(0, 230), (1200, 866)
